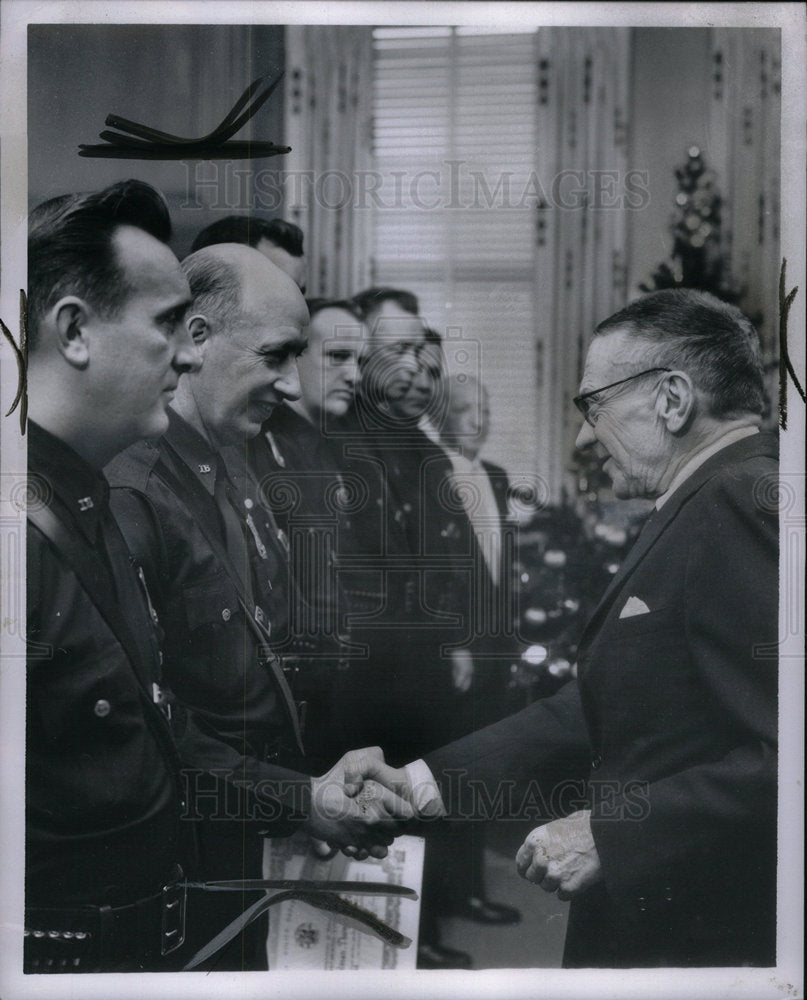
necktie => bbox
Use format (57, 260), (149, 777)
(214, 466), (304, 752)
(213, 466), (254, 604)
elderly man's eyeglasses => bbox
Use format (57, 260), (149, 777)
(573, 367), (671, 425)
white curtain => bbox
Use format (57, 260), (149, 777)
(283, 26), (374, 299)
(533, 27), (632, 499)
(708, 28), (781, 361)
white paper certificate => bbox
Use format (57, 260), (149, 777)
(263, 832), (424, 969)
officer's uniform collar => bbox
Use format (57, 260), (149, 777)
(28, 420), (109, 544)
(164, 409), (229, 497)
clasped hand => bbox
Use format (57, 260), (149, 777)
(515, 810), (602, 899)
(304, 747), (414, 860)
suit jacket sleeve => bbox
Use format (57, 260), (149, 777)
(590, 468), (778, 904)
(424, 679), (592, 820)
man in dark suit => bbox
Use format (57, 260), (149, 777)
(352, 288), (778, 967)
(438, 372), (520, 728)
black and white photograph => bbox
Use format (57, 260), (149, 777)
(0, 3), (804, 999)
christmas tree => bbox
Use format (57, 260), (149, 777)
(640, 146), (741, 302)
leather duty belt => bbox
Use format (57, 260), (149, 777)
(24, 876), (417, 973)
(24, 866), (187, 973)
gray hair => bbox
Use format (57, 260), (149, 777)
(594, 288), (765, 417)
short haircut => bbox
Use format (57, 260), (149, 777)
(306, 297), (365, 323)
(181, 249), (242, 329)
(28, 179), (172, 349)
(351, 287), (420, 325)
(594, 288), (765, 417)
(190, 216), (304, 257)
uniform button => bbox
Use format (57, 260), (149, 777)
(221, 608), (231, 621)
(244, 498), (254, 509)
(93, 699), (111, 718)
(591, 753), (602, 770)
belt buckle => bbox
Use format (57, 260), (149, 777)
(161, 870), (187, 956)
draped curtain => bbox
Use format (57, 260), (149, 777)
(284, 26), (374, 299)
(708, 28), (781, 361)
(533, 27), (632, 499)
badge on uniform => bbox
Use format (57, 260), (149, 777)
(245, 511), (268, 559)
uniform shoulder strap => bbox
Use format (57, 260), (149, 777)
(27, 503), (155, 694)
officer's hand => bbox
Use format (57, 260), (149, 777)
(304, 747), (414, 859)
(515, 810), (602, 899)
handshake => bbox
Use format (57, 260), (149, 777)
(302, 747), (441, 860)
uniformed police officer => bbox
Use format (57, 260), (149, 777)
(25, 179), (201, 972)
(247, 298), (368, 772)
(106, 245), (412, 970)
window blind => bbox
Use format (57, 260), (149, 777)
(372, 27), (541, 481)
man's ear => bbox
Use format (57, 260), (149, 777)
(186, 314), (210, 346)
(52, 297), (91, 369)
(657, 371), (695, 433)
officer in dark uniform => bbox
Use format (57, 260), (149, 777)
(25, 180), (201, 972)
(246, 297), (367, 772)
(329, 290), (483, 969)
(106, 246), (410, 970)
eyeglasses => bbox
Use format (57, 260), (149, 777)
(573, 367), (671, 425)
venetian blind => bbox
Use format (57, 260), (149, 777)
(371, 27), (541, 483)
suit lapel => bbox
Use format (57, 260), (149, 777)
(482, 461), (509, 523)
(578, 433), (776, 655)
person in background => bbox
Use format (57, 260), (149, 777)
(25, 179), (200, 972)
(338, 292), (518, 966)
(191, 214), (307, 292)
(106, 246), (411, 970)
(411, 361), (523, 935)
(439, 372), (521, 730)
(248, 297), (368, 771)
(401, 326), (445, 444)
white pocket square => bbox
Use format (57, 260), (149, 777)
(619, 596), (651, 619)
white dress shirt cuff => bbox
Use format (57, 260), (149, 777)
(404, 760), (446, 818)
